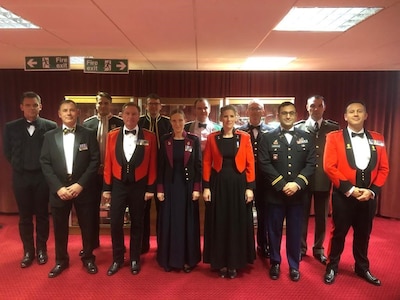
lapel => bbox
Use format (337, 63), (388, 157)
(115, 127), (124, 164)
(365, 130), (377, 170)
(164, 132), (193, 168)
(130, 128), (145, 165)
(183, 134), (193, 166)
(343, 129), (377, 170)
(165, 134), (174, 168)
(54, 128), (67, 170)
(72, 126), (82, 169)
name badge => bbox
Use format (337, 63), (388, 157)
(79, 143), (88, 151)
(368, 139), (384, 147)
(137, 139), (149, 146)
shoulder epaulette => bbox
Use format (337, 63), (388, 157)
(83, 115), (97, 123)
(111, 115), (123, 120)
(294, 120), (306, 126)
(326, 119), (339, 125)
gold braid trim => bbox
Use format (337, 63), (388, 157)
(271, 175), (283, 186)
(297, 174), (309, 185)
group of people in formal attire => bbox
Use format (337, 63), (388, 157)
(3, 92), (388, 286)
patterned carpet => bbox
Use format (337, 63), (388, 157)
(0, 214), (399, 299)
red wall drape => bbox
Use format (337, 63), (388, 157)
(1, 70), (399, 217)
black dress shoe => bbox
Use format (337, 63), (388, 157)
(289, 268), (300, 282)
(37, 250), (48, 265)
(107, 262), (123, 276)
(48, 263), (69, 278)
(228, 269), (237, 279)
(257, 247), (270, 258)
(83, 261), (98, 274)
(324, 269), (336, 284)
(183, 264), (193, 273)
(313, 253), (327, 265)
(20, 253), (34, 268)
(219, 268), (227, 278)
(356, 270), (381, 286)
(131, 260), (141, 275)
(269, 263), (280, 280)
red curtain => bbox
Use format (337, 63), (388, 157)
(0, 70), (399, 217)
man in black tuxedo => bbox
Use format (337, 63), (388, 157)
(83, 91), (123, 253)
(239, 99), (273, 259)
(3, 91), (57, 268)
(40, 99), (100, 278)
(138, 93), (171, 253)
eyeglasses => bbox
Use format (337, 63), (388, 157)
(249, 107), (262, 111)
(148, 102), (160, 106)
(280, 111), (296, 116)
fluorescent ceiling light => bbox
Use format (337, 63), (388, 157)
(0, 6), (39, 29)
(242, 57), (296, 70)
(274, 7), (383, 32)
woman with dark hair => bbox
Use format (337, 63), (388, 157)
(203, 105), (256, 279)
(156, 109), (202, 272)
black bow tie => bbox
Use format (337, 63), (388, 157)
(198, 123), (207, 129)
(351, 132), (364, 138)
(249, 125), (260, 131)
(26, 120), (37, 128)
(282, 130), (294, 135)
(125, 129), (137, 135)
(63, 127), (76, 135)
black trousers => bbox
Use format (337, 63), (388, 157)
(110, 178), (146, 263)
(301, 190), (330, 255)
(326, 189), (376, 273)
(254, 184), (269, 251)
(12, 170), (49, 254)
(51, 193), (96, 264)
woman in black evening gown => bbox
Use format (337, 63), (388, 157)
(156, 109), (202, 272)
(203, 105), (256, 279)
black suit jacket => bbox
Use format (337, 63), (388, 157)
(40, 125), (100, 207)
(83, 115), (123, 132)
(258, 127), (316, 205)
(3, 117), (57, 172)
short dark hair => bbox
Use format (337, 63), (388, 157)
(122, 102), (141, 114)
(21, 91), (41, 104)
(345, 101), (367, 113)
(278, 101), (295, 113)
(96, 91), (112, 103)
(220, 104), (238, 116)
(146, 93), (160, 101)
(59, 99), (77, 109)
(194, 98), (209, 107)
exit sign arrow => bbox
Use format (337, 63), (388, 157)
(25, 56), (70, 71)
(84, 58), (129, 74)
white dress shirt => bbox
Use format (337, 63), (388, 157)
(62, 125), (76, 174)
(123, 125), (138, 161)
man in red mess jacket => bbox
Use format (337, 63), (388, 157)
(103, 102), (157, 276)
(323, 101), (389, 286)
